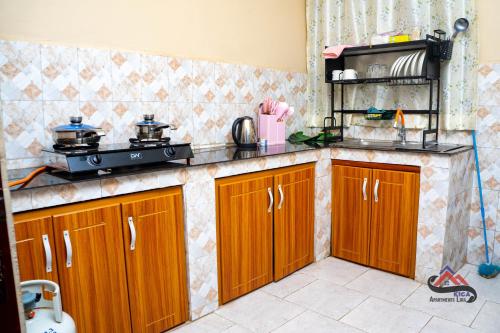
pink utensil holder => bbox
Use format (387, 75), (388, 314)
(258, 114), (286, 145)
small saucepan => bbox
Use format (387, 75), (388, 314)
(52, 116), (106, 147)
(135, 114), (171, 141)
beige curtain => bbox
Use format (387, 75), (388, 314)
(306, 0), (478, 130)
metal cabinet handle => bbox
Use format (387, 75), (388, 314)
(374, 179), (380, 203)
(42, 234), (52, 273)
(278, 184), (284, 209)
(267, 187), (274, 213)
(63, 230), (72, 268)
(128, 217), (136, 251)
(362, 178), (367, 201)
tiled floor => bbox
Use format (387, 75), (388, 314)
(173, 258), (500, 333)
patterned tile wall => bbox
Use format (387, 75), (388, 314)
(0, 40), (308, 169)
(467, 63), (500, 266)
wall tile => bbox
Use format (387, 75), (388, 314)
(192, 103), (216, 145)
(477, 64), (500, 106)
(111, 51), (141, 101)
(79, 101), (114, 144)
(467, 227), (494, 265)
(141, 54), (169, 102)
(100, 173), (159, 197)
(2, 101), (45, 159)
(475, 147), (500, 190)
(192, 60), (215, 103)
(214, 62), (238, 104)
(0, 41), (42, 101)
(476, 106), (500, 149)
(10, 190), (33, 213)
(168, 102), (194, 143)
(494, 232), (500, 265)
(31, 180), (101, 209)
(43, 101), (80, 145)
(168, 57), (192, 102)
(41, 45), (79, 101)
(78, 47), (112, 101)
(470, 188), (498, 230)
(111, 101), (142, 143)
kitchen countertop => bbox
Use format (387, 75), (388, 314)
(7, 140), (471, 192)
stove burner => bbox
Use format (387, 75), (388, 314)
(129, 137), (171, 148)
(52, 143), (99, 153)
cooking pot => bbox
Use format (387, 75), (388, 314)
(135, 114), (171, 141)
(52, 116), (105, 146)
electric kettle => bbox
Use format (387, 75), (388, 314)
(232, 116), (257, 148)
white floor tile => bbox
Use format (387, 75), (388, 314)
(402, 285), (485, 326)
(466, 272), (500, 304)
(285, 279), (368, 320)
(421, 317), (480, 333)
(172, 313), (233, 332)
(471, 301), (500, 333)
(346, 269), (421, 304)
(272, 310), (363, 333)
(340, 297), (431, 333)
(215, 291), (305, 333)
(261, 273), (316, 298)
(300, 257), (368, 285)
(224, 325), (253, 333)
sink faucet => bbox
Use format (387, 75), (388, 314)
(393, 108), (406, 145)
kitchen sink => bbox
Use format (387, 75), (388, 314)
(336, 139), (467, 153)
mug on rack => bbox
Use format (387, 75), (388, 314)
(341, 69), (358, 80)
(332, 70), (343, 81)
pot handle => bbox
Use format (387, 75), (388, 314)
(232, 117), (243, 146)
(95, 129), (106, 136)
(153, 124), (170, 131)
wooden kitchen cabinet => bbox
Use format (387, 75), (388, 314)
(14, 216), (59, 284)
(332, 161), (419, 278)
(273, 164), (315, 280)
(14, 187), (189, 333)
(332, 165), (371, 265)
(216, 163), (315, 304)
(52, 204), (132, 333)
(369, 169), (419, 277)
(216, 172), (274, 304)
(121, 188), (188, 333)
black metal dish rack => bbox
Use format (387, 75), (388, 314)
(323, 33), (445, 147)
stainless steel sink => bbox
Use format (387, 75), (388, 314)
(336, 139), (467, 153)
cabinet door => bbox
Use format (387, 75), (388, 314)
(369, 169), (419, 277)
(14, 216), (59, 284)
(332, 165), (371, 265)
(273, 164), (315, 280)
(216, 173), (274, 304)
(121, 189), (188, 333)
(52, 204), (132, 333)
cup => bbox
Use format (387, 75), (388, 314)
(332, 70), (343, 81)
(341, 69), (358, 80)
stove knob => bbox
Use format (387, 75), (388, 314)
(164, 146), (176, 157)
(88, 154), (102, 166)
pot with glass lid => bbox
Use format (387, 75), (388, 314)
(52, 116), (106, 147)
(134, 114), (172, 141)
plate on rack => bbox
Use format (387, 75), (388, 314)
(395, 54), (411, 77)
(411, 51), (424, 76)
(403, 52), (419, 77)
(417, 51), (427, 76)
(390, 55), (405, 77)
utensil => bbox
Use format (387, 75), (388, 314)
(332, 70), (343, 81)
(232, 116), (257, 148)
(451, 18), (469, 42)
(134, 114), (171, 142)
(52, 116), (106, 147)
(341, 69), (358, 80)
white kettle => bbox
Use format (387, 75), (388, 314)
(21, 280), (76, 333)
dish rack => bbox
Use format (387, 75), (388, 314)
(323, 32), (445, 148)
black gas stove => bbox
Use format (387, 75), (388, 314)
(43, 141), (193, 173)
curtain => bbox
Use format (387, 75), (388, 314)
(306, 0), (478, 130)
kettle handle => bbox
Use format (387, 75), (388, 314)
(232, 117), (243, 145)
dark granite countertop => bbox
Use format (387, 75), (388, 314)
(7, 140), (471, 192)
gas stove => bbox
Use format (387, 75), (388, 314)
(43, 141), (193, 173)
